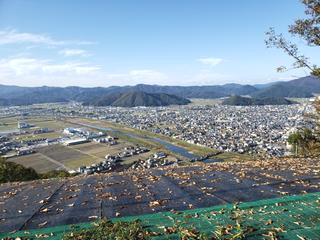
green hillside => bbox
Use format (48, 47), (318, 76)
(84, 91), (191, 107)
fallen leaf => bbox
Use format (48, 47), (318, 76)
(38, 221), (47, 227)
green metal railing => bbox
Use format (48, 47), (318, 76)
(1, 192), (319, 239)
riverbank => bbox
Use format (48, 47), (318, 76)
(68, 118), (252, 162)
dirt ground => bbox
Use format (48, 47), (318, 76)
(8, 141), (156, 172)
(8, 153), (61, 173)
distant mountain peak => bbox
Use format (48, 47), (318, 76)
(0, 76), (318, 106)
(222, 95), (296, 106)
(84, 91), (191, 107)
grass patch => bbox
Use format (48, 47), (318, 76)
(63, 156), (102, 169)
(14, 132), (61, 141)
(0, 117), (74, 132)
(0, 120), (17, 132)
(63, 219), (149, 240)
(111, 131), (161, 150)
(170, 140), (218, 156)
(8, 153), (61, 173)
(215, 152), (253, 162)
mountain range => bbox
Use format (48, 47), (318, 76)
(83, 91), (191, 107)
(222, 95), (296, 106)
(0, 76), (319, 106)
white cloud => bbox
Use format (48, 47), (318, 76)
(0, 29), (95, 46)
(197, 57), (223, 67)
(59, 49), (90, 57)
(0, 57), (104, 87)
(42, 63), (100, 74)
(0, 57), (100, 76)
(0, 56), (170, 87)
(0, 29), (62, 45)
(0, 58), (47, 75)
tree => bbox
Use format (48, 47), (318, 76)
(0, 158), (74, 183)
(288, 132), (302, 156)
(266, 0), (320, 155)
(40, 170), (72, 179)
(288, 128), (317, 156)
(0, 158), (39, 183)
(265, 0), (320, 77)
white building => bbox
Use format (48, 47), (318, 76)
(63, 138), (89, 146)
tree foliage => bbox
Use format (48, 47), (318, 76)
(266, 0), (320, 156)
(0, 157), (74, 184)
(39, 170), (73, 179)
(0, 157), (39, 183)
(288, 128), (317, 156)
(265, 0), (320, 77)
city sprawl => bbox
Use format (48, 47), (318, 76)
(0, 99), (315, 157)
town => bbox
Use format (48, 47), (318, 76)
(103, 102), (315, 157)
(1, 0), (320, 238)
(0, 99), (315, 162)
(0, 113), (180, 174)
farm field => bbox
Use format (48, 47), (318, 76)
(0, 116), (75, 133)
(37, 144), (99, 169)
(8, 143), (103, 173)
(2, 116), (206, 174)
(13, 132), (62, 141)
(33, 119), (74, 131)
(7, 141), (155, 173)
(71, 140), (133, 158)
(0, 116), (19, 132)
(68, 141), (156, 168)
(8, 152), (63, 173)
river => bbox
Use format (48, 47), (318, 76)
(74, 122), (202, 159)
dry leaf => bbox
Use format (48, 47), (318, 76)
(38, 221), (47, 227)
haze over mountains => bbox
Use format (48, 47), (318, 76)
(222, 95), (296, 106)
(0, 76), (318, 107)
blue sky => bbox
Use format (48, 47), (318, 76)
(0, 0), (318, 87)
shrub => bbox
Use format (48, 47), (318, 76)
(0, 158), (39, 183)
